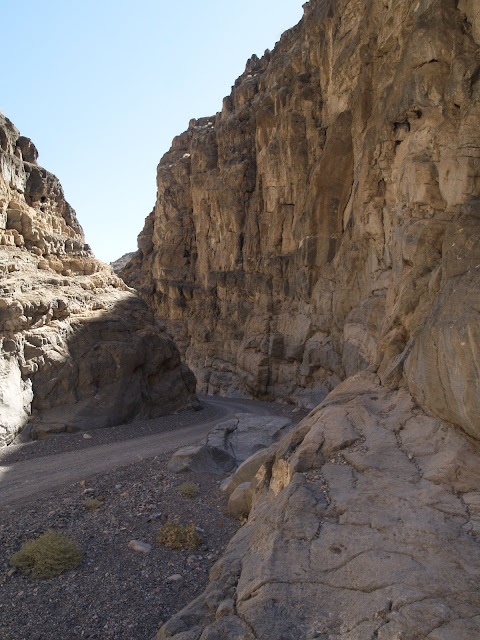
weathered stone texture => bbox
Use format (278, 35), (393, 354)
(110, 251), (136, 273)
(168, 413), (292, 475)
(116, 1), (480, 637)
(0, 114), (197, 445)
(123, 0), (480, 446)
(156, 374), (480, 640)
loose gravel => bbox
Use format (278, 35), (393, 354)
(0, 453), (239, 640)
(0, 398), (308, 640)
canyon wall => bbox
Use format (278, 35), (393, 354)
(121, 1), (480, 636)
(0, 114), (197, 446)
(124, 0), (480, 446)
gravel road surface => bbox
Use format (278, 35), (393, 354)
(0, 396), (307, 640)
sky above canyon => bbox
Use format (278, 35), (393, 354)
(1, 0), (303, 263)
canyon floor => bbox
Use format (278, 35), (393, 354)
(0, 396), (307, 640)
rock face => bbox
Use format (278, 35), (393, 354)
(0, 114), (197, 445)
(120, 0), (480, 637)
(167, 413), (292, 474)
(123, 0), (480, 445)
(110, 251), (136, 274)
(157, 373), (480, 640)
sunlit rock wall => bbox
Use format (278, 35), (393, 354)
(0, 115), (197, 445)
(124, 0), (480, 445)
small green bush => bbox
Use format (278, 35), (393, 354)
(177, 482), (198, 498)
(83, 497), (104, 510)
(10, 530), (83, 578)
(157, 521), (203, 551)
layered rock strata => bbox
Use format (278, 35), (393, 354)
(0, 115), (197, 446)
(118, 0), (480, 637)
(123, 0), (480, 446)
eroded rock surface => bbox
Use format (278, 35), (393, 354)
(110, 251), (136, 274)
(115, 0), (480, 637)
(123, 0), (480, 446)
(157, 374), (480, 640)
(0, 114), (197, 445)
(168, 413), (292, 474)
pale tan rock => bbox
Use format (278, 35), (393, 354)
(157, 375), (480, 639)
(123, 0), (480, 449)
(0, 114), (197, 445)
(145, 1), (480, 637)
(405, 269), (480, 440)
(227, 483), (252, 520)
(128, 540), (152, 553)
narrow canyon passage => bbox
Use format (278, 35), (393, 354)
(0, 395), (280, 507)
(2, 0), (480, 637)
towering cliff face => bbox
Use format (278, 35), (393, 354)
(119, 3), (480, 635)
(0, 114), (197, 446)
(124, 0), (480, 446)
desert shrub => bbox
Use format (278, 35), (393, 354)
(157, 521), (203, 550)
(10, 530), (83, 578)
(177, 482), (198, 498)
(83, 497), (104, 510)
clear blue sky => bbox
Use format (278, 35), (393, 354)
(1, 1), (304, 263)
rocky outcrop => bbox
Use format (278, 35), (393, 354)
(117, 0), (480, 637)
(156, 373), (480, 640)
(110, 251), (136, 274)
(123, 0), (480, 445)
(167, 413), (292, 474)
(0, 114), (197, 445)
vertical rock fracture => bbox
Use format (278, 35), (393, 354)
(120, 0), (480, 638)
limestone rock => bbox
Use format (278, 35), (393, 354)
(156, 374), (480, 639)
(166, 574), (184, 583)
(0, 114), (197, 445)
(110, 252), (136, 274)
(128, 540), (152, 553)
(167, 413), (292, 474)
(122, 0), (480, 446)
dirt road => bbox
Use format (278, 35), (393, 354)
(0, 396), (279, 508)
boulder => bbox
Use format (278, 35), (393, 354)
(167, 444), (236, 475)
(227, 483), (252, 520)
(122, 0), (480, 433)
(168, 414), (292, 475)
(405, 269), (480, 440)
(220, 445), (276, 496)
